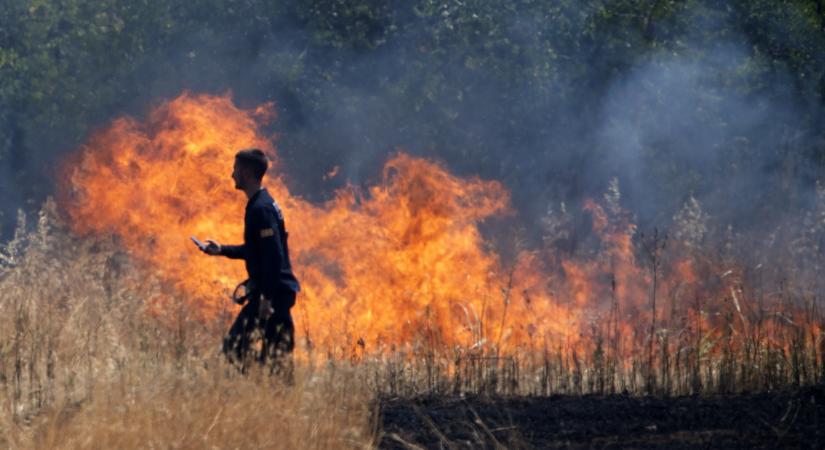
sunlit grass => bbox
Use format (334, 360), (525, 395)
(1, 202), (823, 448)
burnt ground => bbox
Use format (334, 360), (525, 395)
(378, 386), (825, 449)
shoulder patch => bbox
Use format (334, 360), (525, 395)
(260, 228), (275, 238)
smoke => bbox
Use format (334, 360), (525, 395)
(2, 1), (822, 249)
(596, 42), (806, 230)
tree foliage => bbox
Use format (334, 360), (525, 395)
(1, 0), (824, 233)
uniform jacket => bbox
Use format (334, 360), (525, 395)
(221, 188), (301, 298)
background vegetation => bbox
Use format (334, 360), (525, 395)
(2, 0), (825, 241)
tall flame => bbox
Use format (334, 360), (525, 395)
(60, 92), (821, 361)
(59, 93), (559, 354)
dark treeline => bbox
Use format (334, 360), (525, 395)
(2, 0), (825, 244)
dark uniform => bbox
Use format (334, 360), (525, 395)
(220, 187), (300, 366)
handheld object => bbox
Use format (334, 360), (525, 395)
(190, 236), (207, 251)
(232, 279), (254, 305)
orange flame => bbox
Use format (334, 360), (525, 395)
(60, 92), (822, 362)
(60, 93), (567, 354)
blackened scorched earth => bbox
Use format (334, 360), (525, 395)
(378, 386), (825, 449)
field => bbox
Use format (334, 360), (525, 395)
(1, 206), (824, 449)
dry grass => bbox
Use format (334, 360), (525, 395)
(1, 201), (824, 448)
(20, 365), (374, 449)
(0, 203), (376, 449)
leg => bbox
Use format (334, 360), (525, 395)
(222, 301), (258, 369)
(263, 311), (295, 358)
(262, 296), (295, 379)
(264, 314), (295, 381)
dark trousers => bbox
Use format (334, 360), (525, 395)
(222, 291), (295, 368)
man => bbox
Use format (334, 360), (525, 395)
(200, 149), (300, 369)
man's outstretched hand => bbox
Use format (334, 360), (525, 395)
(203, 239), (222, 255)
(191, 236), (222, 255)
(192, 236), (221, 255)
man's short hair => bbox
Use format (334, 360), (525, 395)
(235, 148), (269, 180)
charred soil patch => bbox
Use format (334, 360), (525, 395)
(379, 385), (825, 449)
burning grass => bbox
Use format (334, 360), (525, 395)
(3, 91), (825, 447)
(0, 200), (823, 448)
(55, 93), (825, 378)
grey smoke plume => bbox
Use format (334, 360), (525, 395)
(1, 1), (822, 249)
(596, 43), (807, 230)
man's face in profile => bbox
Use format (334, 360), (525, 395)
(231, 159), (245, 190)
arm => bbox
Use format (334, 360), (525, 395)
(220, 244), (245, 260)
(202, 240), (245, 259)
